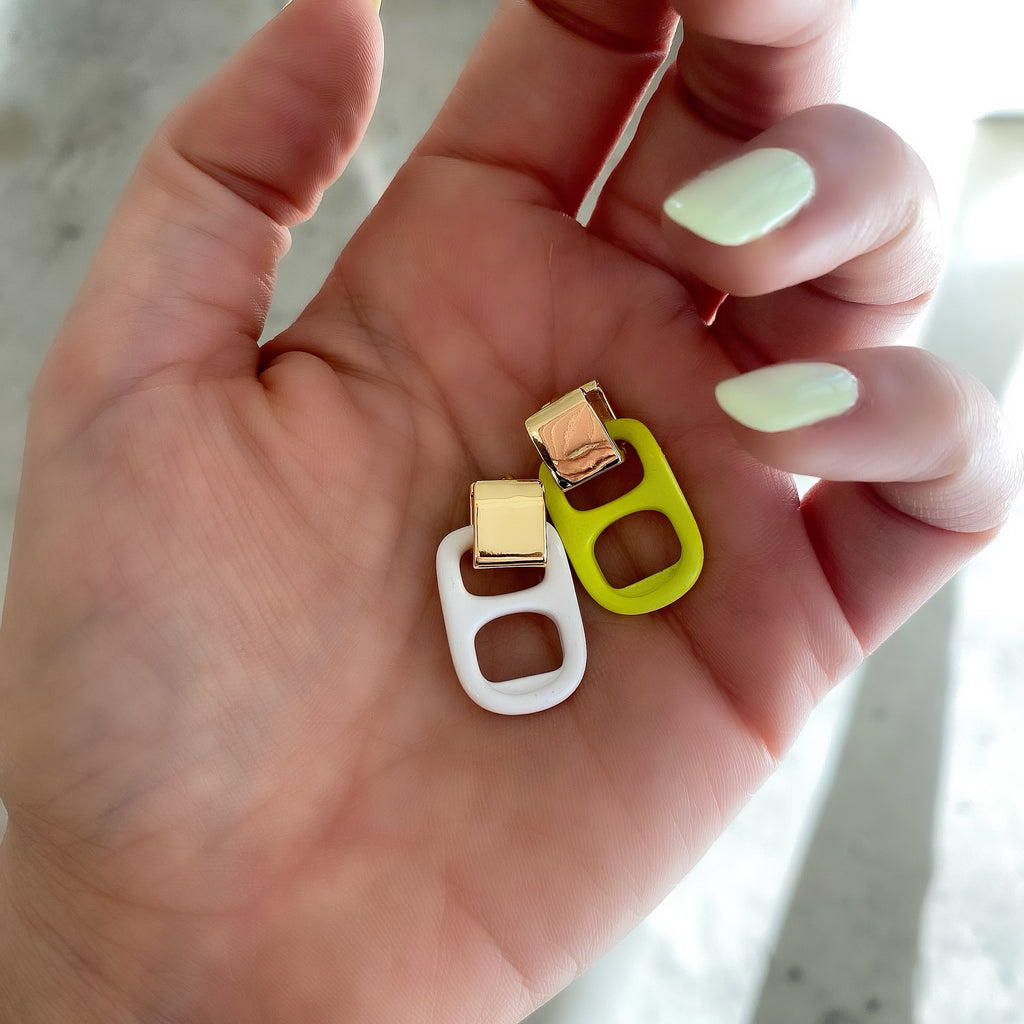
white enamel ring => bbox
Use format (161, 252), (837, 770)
(436, 523), (587, 715)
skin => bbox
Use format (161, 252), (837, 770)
(0, 0), (1019, 1021)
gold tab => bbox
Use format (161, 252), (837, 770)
(471, 479), (547, 569)
(525, 381), (624, 490)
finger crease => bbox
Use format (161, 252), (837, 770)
(529, 0), (674, 57)
(682, 625), (782, 764)
(175, 149), (307, 227)
(673, 72), (763, 141)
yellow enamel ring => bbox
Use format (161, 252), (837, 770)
(539, 418), (703, 615)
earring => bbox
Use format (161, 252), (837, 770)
(526, 382), (703, 615)
(435, 479), (587, 715)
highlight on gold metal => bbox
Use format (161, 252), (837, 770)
(470, 479), (548, 569)
(525, 381), (624, 491)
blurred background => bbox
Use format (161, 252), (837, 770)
(0, 2), (1021, 1022)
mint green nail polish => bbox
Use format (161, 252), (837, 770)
(663, 148), (815, 246)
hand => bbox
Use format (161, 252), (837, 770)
(0, 0), (1019, 1021)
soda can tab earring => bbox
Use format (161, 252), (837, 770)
(436, 480), (587, 715)
(526, 382), (703, 616)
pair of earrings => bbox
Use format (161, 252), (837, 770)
(436, 381), (703, 715)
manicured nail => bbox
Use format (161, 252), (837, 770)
(663, 148), (815, 246)
(715, 362), (858, 433)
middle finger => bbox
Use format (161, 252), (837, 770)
(589, 0), (849, 247)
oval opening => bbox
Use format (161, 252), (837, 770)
(475, 613), (563, 683)
(594, 509), (681, 589)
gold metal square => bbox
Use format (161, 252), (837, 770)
(471, 479), (547, 569)
(525, 381), (624, 491)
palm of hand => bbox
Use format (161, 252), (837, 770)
(0, 154), (854, 1019)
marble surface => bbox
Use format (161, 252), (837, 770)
(1, 2), (1021, 1022)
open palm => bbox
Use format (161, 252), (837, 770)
(0, 2), (1017, 1022)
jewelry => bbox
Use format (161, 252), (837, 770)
(435, 480), (587, 715)
(526, 382), (703, 615)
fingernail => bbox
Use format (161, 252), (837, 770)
(715, 362), (858, 433)
(663, 148), (815, 246)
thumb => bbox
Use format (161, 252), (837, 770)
(37, 0), (382, 445)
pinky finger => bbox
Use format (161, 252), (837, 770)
(714, 347), (1023, 647)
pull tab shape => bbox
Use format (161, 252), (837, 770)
(540, 418), (703, 615)
(436, 523), (587, 714)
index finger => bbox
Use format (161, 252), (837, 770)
(414, 0), (677, 213)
